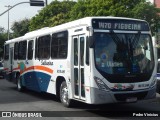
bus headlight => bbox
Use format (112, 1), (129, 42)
(94, 76), (110, 91)
(150, 77), (157, 88)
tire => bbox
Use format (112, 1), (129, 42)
(16, 75), (24, 92)
(60, 81), (73, 107)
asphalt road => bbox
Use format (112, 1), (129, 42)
(0, 78), (160, 119)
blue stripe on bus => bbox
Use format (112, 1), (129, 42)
(157, 73), (160, 77)
(22, 71), (51, 92)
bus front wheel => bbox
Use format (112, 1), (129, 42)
(60, 81), (72, 107)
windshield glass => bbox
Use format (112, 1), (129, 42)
(94, 32), (154, 75)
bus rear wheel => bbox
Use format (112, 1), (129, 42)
(60, 81), (72, 107)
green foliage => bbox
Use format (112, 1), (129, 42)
(3, 0), (159, 57)
(68, 0), (159, 34)
(0, 27), (5, 33)
(29, 0), (76, 31)
(69, 0), (146, 20)
(69, 0), (111, 20)
(133, 2), (160, 34)
(11, 18), (30, 38)
(16, 0), (160, 35)
(0, 27), (7, 59)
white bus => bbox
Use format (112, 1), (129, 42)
(3, 17), (157, 107)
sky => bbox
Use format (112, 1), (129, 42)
(0, 0), (153, 31)
(149, 0), (154, 3)
(146, 0), (154, 3)
(0, 0), (54, 31)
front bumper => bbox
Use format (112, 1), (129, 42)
(90, 86), (156, 104)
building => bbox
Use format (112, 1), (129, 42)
(154, 0), (160, 8)
(147, 0), (160, 7)
(154, 0), (160, 33)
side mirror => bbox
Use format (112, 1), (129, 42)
(88, 36), (94, 48)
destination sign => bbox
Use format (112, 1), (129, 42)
(92, 19), (149, 31)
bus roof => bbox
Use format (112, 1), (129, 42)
(4, 16), (148, 44)
(5, 36), (23, 45)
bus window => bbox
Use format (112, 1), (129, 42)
(86, 37), (89, 65)
(4, 44), (9, 60)
(80, 37), (84, 66)
(51, 31), (68, 59)
(35, 38), (38, 59)
(74, 38), (78, 66)
(28, 40), (33, 60)
(18, 41), (27, 60)
(37, 35), (51, 60)
(14, 42), (19, 60)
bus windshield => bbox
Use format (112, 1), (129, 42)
(94, 32), (154, 77)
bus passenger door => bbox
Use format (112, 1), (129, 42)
(73, 35), (86, 100)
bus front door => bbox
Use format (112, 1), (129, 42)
(73, 35), (86, 100)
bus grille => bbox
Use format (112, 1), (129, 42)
(114, 91), (148, 102)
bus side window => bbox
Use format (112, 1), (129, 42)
(51, 31), (68, 59)
(80, 37), (84, 66)
(4, 44), (9, 60)
(28, 40), (33, 60)
(35, 38), (38, 59)
(74, 38), (78, 66)
(14, 42), (19, 60)
(86, 36), (89, 65)
(37, 35), (51, 60)
(18, 41), (27, 60)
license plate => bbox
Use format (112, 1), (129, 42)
(126, 97), (137, 102)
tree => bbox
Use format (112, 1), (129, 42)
(69, 0), (111, 21)
(29, 0), (76, 31)
(11, 18), (30, 38)
(0, 27), (5, 33)
(133, 1), (160, 34)
(0, 27), (7, 59)
(69, 0), (145, 20)
(69, 0), (160, 34)
(29, 0), (160, 34)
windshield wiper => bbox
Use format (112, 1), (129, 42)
(109, 30), (127, 52)
(132, 31), (141, 49)
(128, 31), (141, 60)
(109, 30), (119, 45)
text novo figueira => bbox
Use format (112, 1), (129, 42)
(133, 113), (158, 117)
